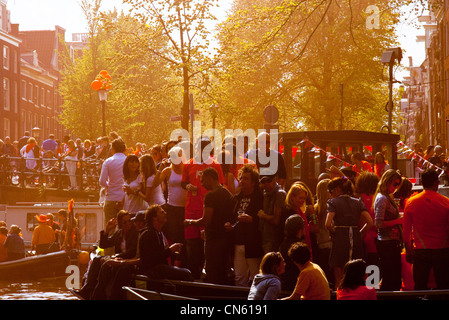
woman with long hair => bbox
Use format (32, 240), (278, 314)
(373, 169), (403, 291)
(284, 183), (316, 254)
(325, 176), (373, 289)
(337, 259), (377, 300)
(248, 251), (286, 300)
(138, 154), (165, 206)
(355, 171), (380, 267)
(373, 152), (390, 178)
(64, 139), (78, 190)
(313, 178), (333, 283)
(122, 154), (148, 214)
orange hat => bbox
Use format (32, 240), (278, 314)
(36, 214), (48, 223)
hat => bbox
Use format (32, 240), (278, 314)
(340, 166), (357, 178)
(259, 174), (275, 183)
(131, 211), (146, 223)
(36, 214), (48, 223)
(284, 214), (305, 238)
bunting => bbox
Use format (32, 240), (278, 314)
(396, 141), (446, 177)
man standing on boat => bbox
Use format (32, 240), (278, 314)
(99, 138), (127, 233)
(32, 214), (55, 255)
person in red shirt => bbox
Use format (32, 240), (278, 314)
(336, 259), (377, 300)
(403, 169), (449, 290)
(351, 152), (373, 176)
(181, 137), (225, 279)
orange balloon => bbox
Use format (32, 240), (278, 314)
(100, 70), (109, 76)
(91, 80), (102, 90)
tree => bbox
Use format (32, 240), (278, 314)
(121, 0), (219, 133)
(208, 0), (408, 133)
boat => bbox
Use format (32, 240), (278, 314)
(0, 202), (104, 251)
(0, 250), (73, 282)
(130, 275), (290, 300)
(128, 275), (449, 300)
(122, 286), (198, 301)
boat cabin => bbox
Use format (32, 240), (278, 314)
(279, 130), (400, 192)
(0, 202), (104, 250)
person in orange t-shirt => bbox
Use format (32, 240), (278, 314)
(181, 137), (225, 279)
(403, 169), (449, 290)
(351, 152), (373, 176)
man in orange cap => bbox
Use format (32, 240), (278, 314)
(31, 214), (56, 255)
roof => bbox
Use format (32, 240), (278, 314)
(19, 29), (61, 72)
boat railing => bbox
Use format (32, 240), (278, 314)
(0, 154), (102, 191)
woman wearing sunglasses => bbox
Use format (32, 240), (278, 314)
(374, 169), (403, 291)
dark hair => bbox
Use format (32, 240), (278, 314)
(123, 154), (140, 182)
(355, 172), (379, 195)
(238, 163), (260, 185)
(328, 176), (354, 196)
(393, 177), (413, 199)
(260, 252), (284, 275)
(145, 204), (162, 226)
(111, 138), (126, 153)
(58, 209), (68, 218)
(284, 214), (305, 238)
(202, 167), (219, 181)
(0, 226), (7, 235)
(117, 210), (131, 229)
(288, 242), (311, 265)
(421, 169), (439, 189)
(338, 259), (367, 290)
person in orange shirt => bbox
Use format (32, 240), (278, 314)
(0, 226), (8, 262)
(181, 137), (225, 279)
(351, 152), (373, 176)
(281, 242), (330, 300)
(32, 214), (56, 255)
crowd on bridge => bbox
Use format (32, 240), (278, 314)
(2, 130), (449, 301)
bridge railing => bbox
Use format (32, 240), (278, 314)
(0, 154), (102, 191)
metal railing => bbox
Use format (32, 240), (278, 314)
(0, 154), (102, 191)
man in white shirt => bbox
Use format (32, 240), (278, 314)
(99, 138), (127, 231)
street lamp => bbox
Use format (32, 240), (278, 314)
(91, 70), (112, 137)
(32, 126), (41, 141)
(98, 89), (107, 137)
(381, 47), (402, 134)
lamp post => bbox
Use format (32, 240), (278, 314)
(32, 126), (41, 142)
(381, 47), (402, 134)
(91, 70), (112, 137)
(98, 89), (107, 137)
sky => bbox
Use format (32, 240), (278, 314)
(7, 0), (426, 82)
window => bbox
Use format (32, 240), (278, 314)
(3, 45), (9, 70)
(13, 50), (17, 73)
(13, 81), (17, 113)
(21, 80), (26, 100)
(28, 82), (33, 102)
(3, 77), (9, 111)
(3, 117), (10, 138)
(34, 85), (38, 105)
(40, 87), (45, 106)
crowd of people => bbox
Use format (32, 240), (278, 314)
(0, 131), (156, 190)
(2, 129), (449, 301)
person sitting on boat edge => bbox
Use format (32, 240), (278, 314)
(248, 251), (286, 300)
(0, 226), (8, 262)
(139, 204), (193, 281)
(90, 210), (148, 300)
(75, 210), (139, 300)
(3, 225), (25, 261)
(31, 214), (56, 255)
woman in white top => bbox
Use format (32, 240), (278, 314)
(122, 154), (148, 215)
(159, 147), (188, 246)
(20, 137), (38, 170)
(64, 140), (78, 190)
(138, 154), (165, 206)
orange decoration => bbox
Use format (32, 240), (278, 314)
(91, 80), (102, 90)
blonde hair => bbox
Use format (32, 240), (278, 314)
(286, 183), (310, 210)
(376, 169), (402, 197)
(314, 178), (331, 221)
